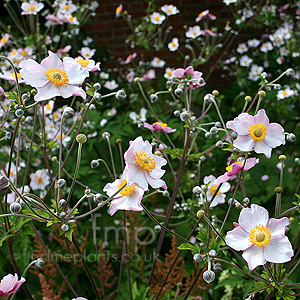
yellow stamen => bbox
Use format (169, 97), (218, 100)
(1, 37), (6, 44)
(28, 5), (36, 11)
(116, 6), (121, 14)
(154, 16), (160, 21)
(134, 152), (156, 173)
(248, 224), (271, 247)
(76, 59), (89, 67)
(37, 177), (43, 184)
(118, 179), (135, 196)
(248, 123), (267, 141)
(226, 161), (242, 172)
(155, 122), (167, 127)
(210, 185), (220, 195)
(21, 50), (28, 57)
(64, 4), (70, 10)
(11, 72), (22, 80)
(282, 90), (287, 95)
(45, 68), (69, 86)
(45, 103), (51, 110)
(171, 41), (176, 47)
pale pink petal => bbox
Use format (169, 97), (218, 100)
(145, 172), (167, 189)
(59, 84), (86, 99)
(254, 109), (269, 126)
(214, 174), (230, 185)
(264, 123), (285, 148)
(63, 61), (88, 84)
(184, 66), (194, 76)
(34, 83), (61, 101)
(264, 235), (294, 263)
(132, 138), (152, 154)
(253, 140), (272, 158)
(41, 51), (63, 70)
(203, 175), (216, 185)
(172, 68), (184, 78)
(19, 59), (48, 87)
(242, 245), (266, 270)
(233, 135), (255, 152)
(238, 204), (269, 232)
(225, 226), (252, 251)
(149, 167), (165, 178)
(233, 113), (255, 135)
(219, 181), (230, 193)
(162, 126), (176, 133)
(267, 217), (289, 237)
(243, 158), (259, 171)
(143, 122), (154, 131)
(153, 155), (167, 168)
(210, 193), (225, 207)
(125, 165), (148, 191)
(0, 274), (17, 292)
(227, 163), (243, 176)
(226, 120), (235, 131)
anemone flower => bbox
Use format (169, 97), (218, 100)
(0, 273), (25, 298)
(143, 122), (176, 133)
(225, 204), (294, 270)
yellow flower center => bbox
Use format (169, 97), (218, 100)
(155, 16), (160, 21)
(64, 4), (70, 10)
(11, 72), (22, 80)
(21, 50), (28, 57)
(155, 122), (167, 127)
(45, 68), (69, 86)
(45, 103), (51, 110)
(248, 224), (271, 247)
(118, 179), (135, 196)
(116, 6), (121, 14)
(210, 185), (220, 195)
(134, 152), (156, 173)
(167, 9), (172, 13)
(76, 59), (89, 67)
(282, 90), (287, 95)
(68, 16), (74, 21)
(226, 161), (242, 172)
(37, 177), (43, 184)
(171, 41), (176, 47)
(9, 170), (13, 177)
(28, 5), (36, 11)
(1, 37), (6, 44)
(248, 123), (267, 141)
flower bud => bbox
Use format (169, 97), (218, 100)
(209, 250), (217, 258)
(93, 92), (101, 101)
(15, 109), (24, 118)
(174, 88), (183, 97)
(21, 93), (28, 101)
(279, 155), (286, 161)
(134, 77), (140, 82)
(63, 107), (74, 118)
(286, 68), (294, 76)
(116, 90), (126, 100)
(162, 190), (169, 197)
(245, 96), (252, 102)
(59, 199), (67, 207)
(192, 186), (202, 195)
(197, 210), (205, 218)
(61, 224), (69, 232)
(154, 225), (161, 233)
(274, 187), (283, 193)
(205, 132), (212, 139)
(150, 94), (158, 103)
(102, 132), (110, 140)
(76, 134), (87, 144)
(216, 141), (223, 148)
(210, 127), (218, 134)
(10, 202), (22, 214)
(93, 82), (101, 90)
(213, 263), (222, 272)
(258, 90), (266, 97)
(57, 178), (66, 188)
(116, 138), (122, 144)
(35, 258), (44, 268)
(174, 110), (180, 117)
(295, 158), (300, 164)
(204, 94), (214, 104)
(89, 104), (96, 110)
(203, 270), (215, 283)
(286, 133), (296, 142)
(212, 90), (219, 97)
(91, 160), (99, 168)
(60, 212), (66, 218)
(25, 116), (33, 123)
(180, 111), (189, 122)
(0, 175), (9, 193)
(243, 197), (250, 205)
(94, 193), (103, 203)
(176, 282), (183, 289)
(200, 242), (205, 248)
(193, 253), (202, 262)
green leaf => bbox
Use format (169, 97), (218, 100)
(87, 90), (94, 97)
(177, 242), (194, 251)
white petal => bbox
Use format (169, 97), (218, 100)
(203, 175), (216, 185)
(219, 182), (230, 193)
(264, 235), (294, 263)
(19, 59), (48, 87)
(145, 172), (167, 189)
(254, 109), (269, 126)
(34, 83), (61, 101)
(41, 51), (63, 70)
(233, 113), (255, 135)
(125, 165), (148, 191)
(267, 217), (289, 237)
(253, 140), (272, 158)
(264, 123), (285, 148)
(242, 245), (266, 270)
(238, 204), (269, 232)
(210, 194), (225, 207)
(233, 135), (255, 152)
(59, 84), (86, 99)
(63, 61), (88, 84)
(225, 226), (252, 250)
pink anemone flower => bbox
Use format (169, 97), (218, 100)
(0, 273), (25, 298)
(143, 122), (176, 133)
(214, 158), (259, 185)
(124, 136), (167, 191)
(19, 51), (88, 101)
(227, 109), (285, 158)
(172, 66), (205, 89)
(103, 172), (144, 216)
(225, 204), (294, 270)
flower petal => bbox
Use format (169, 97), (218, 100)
(254, 109), (269, 126)
(267, 217), (289, 237)
(225, 226), (252, 251)
(210, 194), (225, 207)
(34, 83), (61, 101)
(242, 245), (266, 270)
(233, 113), (255, 135)
(41, 51), (63, 70)
(145, 172), (167, 189)
(19, 59), (48, 87)
(233, 135), (255, 152)
(59, 84), (86, 99)
(63, 61), (88, 84)
(253, 140), (272, 158)
(125, 165), (148, 191)
(219, 181), (230, 193)
(264, 123), (285, 148)
(264, 235), (294, 264)
(214, 174), (231, 185)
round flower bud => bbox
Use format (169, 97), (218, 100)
(91, 160), (99, 168)
(180, 111), (189, 122)
(134, 77), (140, 82)
(116, 90), (126, 101)
(203, 270), (215, 283)
(243, 197), (250, 205)
(286, 133), (296, 142)
(189, 173), (196, 180)
(193, 253), (202, 262)
(94, 193), (103, 203)
(0, 175), (9, 193)
(258, 90), (266, 97)
(35, 258), (44, 268)
(102, 132), (110, 140)
(63, 107), (74, 118)
(192, 186), (202, 195)
(5, 132), (11, 140)
(274, 187), (283, 193)
(212, 90), (219, 97)
(174, 110), (180, 117)
(279, 155), (286, 161)
(25, 116), (33, 123)
(21, 93), (28, 101)
(76, 134), (87, 144)
(93, 82), (101, 90)
(60, 212), (66, 218)
(10, 202), (22, 214)
(286, 68), (294, 76)
(176, 282), (183, 289)
(215, 122), (221, 128)
(61, 224), (69, 232)
(197, 210), (205, 218)
(116, 138), (122, 144)
(154, 225), (161, 233)
(150, 94), (158, 103)
(204, 94), (214, 104)
(174, 88), (183, 97)
(166, 80), (172, 86)
(210, 127), (218, 134)
(216, 141), (223, 148)
(209, 250), (217, 258)
(295, 158), (300, 164)
(274, 84), (281, 90)
(15, 109), (24, 118)
(89, 104), (96, 110)
(200, 242), (205, 248)
(245, 96), (252, 102)
(213, 263), (222, 273)
(93, 92), (102, 101)
(57, 178), (66, 188)
(205, 132), (212, 139)
(59, 199), (67, 207)
(162, 190), (169, 197)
